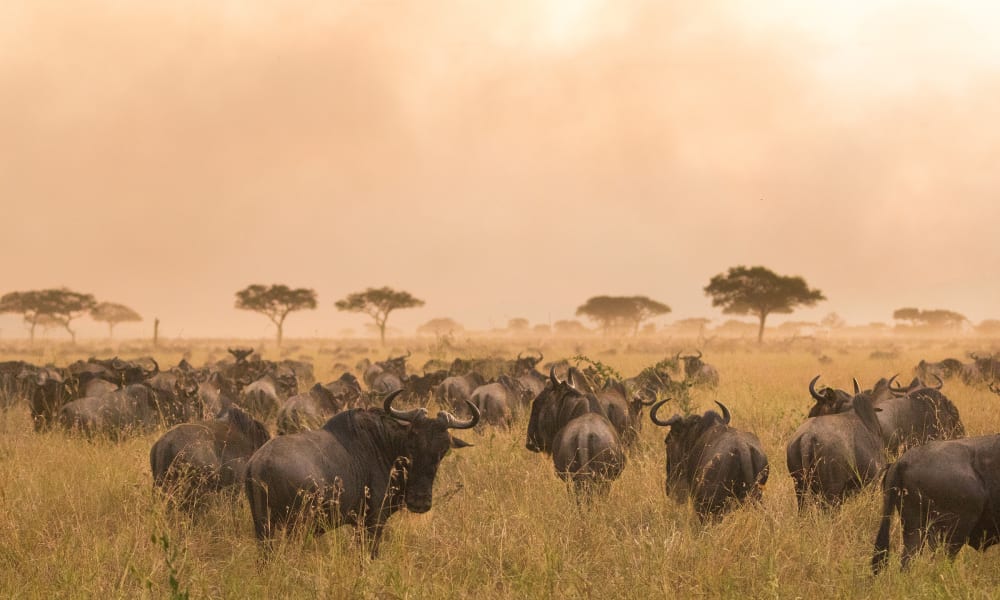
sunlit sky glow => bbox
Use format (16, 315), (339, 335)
(1, 0), (998, 340)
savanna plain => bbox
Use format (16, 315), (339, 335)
(2, 336), (999, 599)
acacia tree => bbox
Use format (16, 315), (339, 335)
(704, 266), (825, 343)
(90, 302), (142, 339)
(235, 284), (317, 347)
(335, 286), (424, 345)
(0, 288), (96, 344)
(893, 307), (967, 330)
(575, 295), (671, 335)
(417, 317), (463, 337)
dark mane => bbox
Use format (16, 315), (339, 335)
(322, 408), (408, 460)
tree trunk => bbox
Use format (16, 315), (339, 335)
(378, 321), (387, 346)
(757, 312), (769, 344)
(276, 322), (283, 348)
(108, 322), (115, 340)
(29, 320), (37, 345)
(66, 324), (77, 345)
(153, 318), (159, 347)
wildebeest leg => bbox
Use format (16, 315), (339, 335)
(899, 500), (927, 570)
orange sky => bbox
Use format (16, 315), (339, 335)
(2, 1), (998, 340)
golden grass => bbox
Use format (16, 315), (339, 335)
(1, 338), (1000, 598)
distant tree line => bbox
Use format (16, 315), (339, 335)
(7, 265), (997, 345)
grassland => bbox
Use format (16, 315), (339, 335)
(1, 337), (999, 599)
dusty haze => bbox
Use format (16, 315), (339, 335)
(2, 1), (998, 340)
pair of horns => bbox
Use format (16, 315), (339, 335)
(649, 399), (730, 427)
(383, 389), (479, 429)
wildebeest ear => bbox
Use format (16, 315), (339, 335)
(450, 435), (473, 448)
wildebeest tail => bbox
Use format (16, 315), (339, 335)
(244, 472), (270, 541)
(872, 461), (903, 574)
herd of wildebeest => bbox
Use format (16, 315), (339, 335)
(3, 348), (1000, 573)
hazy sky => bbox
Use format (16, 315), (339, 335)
(2, 0), (999, 340)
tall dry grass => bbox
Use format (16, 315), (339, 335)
(1, 338), (999, 598)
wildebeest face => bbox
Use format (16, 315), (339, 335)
(401, 416), (468, 513)
(383, 390), (476, 514)
(806, 375), (853, 417)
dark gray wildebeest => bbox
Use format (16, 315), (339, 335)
(872, 431), (1000, 573)
(525, 370), (627, 497)
(649, 400), (768, 521)
(362, 352), (410, 390)
(150, 405), (271, 509)
(244, 390), (478, 557)
(805, 375), (854, 418)
(276, 376), (362, 435)
(914, 358), (965, 381)
(676, 351), (720, 388)
(786, 385), (884, 508)
(435, 371), (487, 415)
(550, 412), (625, 498)
(19, 366), (75, 431)
(400, 370), (449, 402)
(59, 379), (199, 439)
(960, 352), (1000, 386)
(469, 374), (534, 429)
(197, 370), (239, 418)
(805, 375), (963, 454)
(241, 366), (299, 421)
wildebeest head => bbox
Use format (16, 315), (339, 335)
(383, 390), (478, 513)
(228, 347), (255, 363)
(650, 399), (731, 500)
(807, 375), (854, 417)
(889, 374), (943, 396)
(379, 352), (410, 378)
(512, 351), (544, 374)
(676, 350), (705, 379)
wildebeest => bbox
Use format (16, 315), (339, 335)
(650, 400), (768, 520)
(276, 377), (361, 435)
(362, 352), (410, 390)
(150, 405), (271, 509)
(961, 352), (1000, 385)
(786, 386), (884, 508)
(805, 375), (963, 454)
(241, 367), (299, 421)
(20, 366), (74, 431)
(59, 380), (198, 439)
(435, 371), (487, 414)
(197, 370), (238, 418)
(872, 433), (1000, 573)
(468, 374), (533, 429)
(244, 390), (478, 556)
(550, 412), (625, 497)
(915, 358), (965, 381)
(401, 370), (449, 402)
(879, 376), (964, 453)
(805, 375), (854, 417)
(677, 350), (720, 388)
(525, 371), (625, 497)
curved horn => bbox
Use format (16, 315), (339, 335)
(853, 378), (861, 395)
(649, 399), (682, 427)
(517, 351), (523, 360)
(144, 358), (160, 378)
(384, 389), (424, 422)
(808, 375), (825, 402)
(535, 351), (544, 363)
(549, 366), (560, 387)
(440, 399), (480, 429)
(694, 349), (703, 359)
(674, 351), (682, 362)
(715, 401), (731, 424)
(887, 373), (900, 389)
